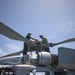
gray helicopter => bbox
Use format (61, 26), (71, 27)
(0, 22), (75, 75)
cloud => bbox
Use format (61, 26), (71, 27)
(0, 48), (6, 56)
(57, 22), (75, 39)
(48, 21), (75, 42)
(1, 35), (23, 49)
(0, 35), (23, 56)
(58, 22), (74, 35)
(6, 42), (22, 52)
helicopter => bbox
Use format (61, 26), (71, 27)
(0, 22), (75, 75)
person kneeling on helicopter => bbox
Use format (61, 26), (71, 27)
(39, 35), (50, 53)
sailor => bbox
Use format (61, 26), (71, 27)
(23, 33), (35, 55)
(39, 35), (50, 53)
(21, 33), (35, 64)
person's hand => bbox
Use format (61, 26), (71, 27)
(49, 43), (57, 47)
(49, 43), (53, 47)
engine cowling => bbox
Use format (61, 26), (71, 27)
(56, 47), (75, 70)
(37, 52), (52, 65)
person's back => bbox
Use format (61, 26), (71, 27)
(25, 33), (31, 40)
(42, 37), (48, 44)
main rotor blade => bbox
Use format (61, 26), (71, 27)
(0, 22), (32, 45)
(0, 50), (23, 58)
(52, 38), (75, 46)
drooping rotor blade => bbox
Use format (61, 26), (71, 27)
(0, 22), (32, 45)
(0, 50), (23, 58)
(50, 38), (75, 47)
(56, 38), (75, 44)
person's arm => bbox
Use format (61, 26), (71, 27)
(30, 37), (36, 40)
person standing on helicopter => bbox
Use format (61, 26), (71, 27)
(23, 33), (35, 55)
(21, 33), (35, 64)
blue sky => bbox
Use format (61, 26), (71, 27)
(0, 0), (75, 56)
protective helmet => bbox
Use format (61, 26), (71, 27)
(27, 33), (31, 35)
(39, 35), (43, 37)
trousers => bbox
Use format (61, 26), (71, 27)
(23, 43), (28, 55)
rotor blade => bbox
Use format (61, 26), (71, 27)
(51, 38), (75, 47)
(0, 22), (32, 45)
(0, 50), (23, 58)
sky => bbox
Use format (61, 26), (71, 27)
(0, 0), (75, 56)
(0, 1), (75, 75)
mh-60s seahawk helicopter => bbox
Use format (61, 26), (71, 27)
(0, 22), (75, 75)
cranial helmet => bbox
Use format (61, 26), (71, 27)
(39, 35), (43, 37)
(27, 33), (31, 35)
